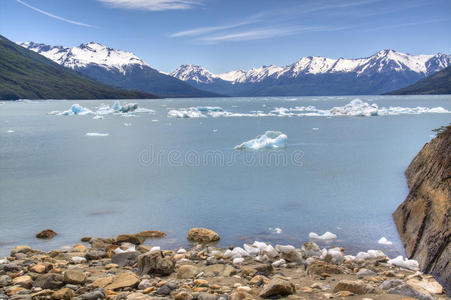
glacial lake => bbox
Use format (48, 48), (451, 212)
(1, 95), (450, 257)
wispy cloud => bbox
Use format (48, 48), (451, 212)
(97, 0), (205, 11)
(169, 20), (258, 38)
(361, 19), (444, 32)
(15, 0), (96, 28)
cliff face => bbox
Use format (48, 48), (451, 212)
(393, 126), (451, 293)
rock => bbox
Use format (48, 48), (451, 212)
(80, 289), (105, 300)
(98, 273), (139, 291)
(137, 251), (175, 276)
(174, 291), (193, 300)
(81, 236), (92, 242)
(155, 285), (171, 296)
(52, 288), (74, 300)
(29, 264), (46, 274)
(311, 282), (330, 291)
(307, 260), (343, 275)
(230, 291), (255, 300)
(137, 279), (153, 290)
(197, 293), (217, 300)
(136, 231), (166, 238)
(63, 269), (87, 284)
(35, 274), (64, 290)
(112, 252), (140, 267)
(249, 275), (270, 286)
(90, 238), (106, 249)
(12, 276), (32, 288)
(187, 228), (220, 243)
(407, 277), (444, 294)
(333, 280), (375, 295)
(387, 282), (435, 300)
(259, 277), (296, 298)
(393, 127), (451, 293)
(177, 265), (198, 279)
(302, 242), (322, 257)
(72, 256), (87, 264)
(10, 246), (31, 256)
(380, 279), (405, 290)
(223, 265), (237, 277)
(36, 229), (57, 239)
(0, 275), (12, 287)
(357, 268), (377, 276)
(127, 293), (153, 300)
(335, 291), (354, 297)
(85, 250), (106, 260)
(72, 244), (89, 253)
(116, 234), (145, 245)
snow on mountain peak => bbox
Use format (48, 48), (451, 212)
(170, 64), (217, 83)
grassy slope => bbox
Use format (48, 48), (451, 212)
(387, 66), (451, 95)
(0, 35), (158, 100)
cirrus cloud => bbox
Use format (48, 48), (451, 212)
(97, 0), (205, 11)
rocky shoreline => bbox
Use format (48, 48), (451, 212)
(0, 228), (448, 300)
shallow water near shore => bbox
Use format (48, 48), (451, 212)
(1, 95), (450, 257)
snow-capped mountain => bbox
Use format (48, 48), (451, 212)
(19, 42), (217, 98)
(171, 50), (451, 96)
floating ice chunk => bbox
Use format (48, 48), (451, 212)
(93, 115), (104, 120)
(7, 130), (14, 133)
(312, 128), (319, 130)
(124, 123), (132, 126)
(196, 106), (224, 112)
(344, 255), (356, 261)
(235, 131), (287, 150)
(269, 227), (283, 234)
(85, 132), (109, 137)
(49, 101), (153, 117)
(378, 237), (393, 245)
(212, 129), (218, 133)
(233, 257), (244, 265)
(388, 256), (419, 271)
(112, 100), (121, 111)
(329, 99), (379, 116)
(152, 119), (159, 122)
(70, 104), (94, 115)
(168, 108), (205, 118)
(309, 231), (337, 240)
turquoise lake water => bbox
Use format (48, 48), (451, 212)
(0, 95), (450, 257)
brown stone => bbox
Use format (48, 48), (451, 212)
(187, 228), (220, 243)
(93, 272), (139, 290)
(307, 260), (343, 275)
(137, 251), (175, 276)
(63, 269), (86, 284)
(12, 275), (32, 288)
(230, 291), (255, 300)
(393, 127), (451, 293)
(117, 234), (145, 245)
(52, 287), (74, 299)
(259, 277), (296, 298)
(136, 230), (166, 238)
(36, 229), (57, 239)
(29, 264), (46, 274)
(177, 264), (198, 279)
(174, 291), (193, 300)
(333, 280), (375, 295)
(72, 244), (89, 253)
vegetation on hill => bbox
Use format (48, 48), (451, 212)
(387, 66), (451, 95)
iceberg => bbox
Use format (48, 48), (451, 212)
(269, 227), (283, 234)
(234, 131), (287, 150)
(378, 237), (393, 245)
(85, 132), (109, 137)
(309, 231), (337, 240)
(49, 101), (154, 117)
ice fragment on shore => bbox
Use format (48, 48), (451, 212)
(71, 256), (87, 264)
(233, 257), (244, 265)
(234, 131), (287, 150)
(388, 256), (419, 271)
(85, 133), (109, 137)
(177, 248), (187, 254)
(114, 245), (136, 254)
(272, 258), (286, 267)
(0, 258), (7, 264)
(355, 250), (387, 261)
(309, 231), (337, 240)
(243, 244), (260, 256)
(150, 246), (161, 252)
(378, 237), (393, 245)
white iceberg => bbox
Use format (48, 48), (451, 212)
(355, 250), (387, 261)
(114, 245), (136, 254)
(388, 255), (419, 271)
(234, 131), (287, 150)
(49, 101), (153, 117)
(269, 227), (283, 234)
(0, 257), (7, 264)
(378, 237), (393, 245)
(85, 132), (109, 137)
(309, 231), (337, 240)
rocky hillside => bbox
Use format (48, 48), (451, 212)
(393, 125), (450, 293)
(388, 66), (451, 95)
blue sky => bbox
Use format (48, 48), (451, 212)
(1, 0), (451, 73)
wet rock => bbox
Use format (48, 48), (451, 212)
(136, 231), (166, 239)
(35, 273), (64, 290)
(52, 287), (74, 299)
(86, 250), (106, 260)
(36, 229), (57, 239)
(259, 277), (295, 298)
(137, 251), (175, 276)
(116, 234), (145, 245)
(187, 228), (220, 243)
(63, 269), (87, 284)
(126, 293), (153, 300)
(307, 260), (343, 275)
(112, 252), (140, 267)
(333, 280), (375, 295)
(72, 244), (89, 252)
(177, 264), (198, 279)
(10, 246), (31, 256)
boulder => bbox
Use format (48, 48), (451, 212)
(29, 264), (46, 274)
(393, 127), (451, 293)
(116, 234), (145, 245)
(333, 280), (375, 295)
(63, 269), (87, 284)
(407, 277), (444, 294)
(307, 260), (343, 275)
(177, 265), (198, 279)
(387, 282), (435, 300)
(259, 277), (295, 298)
(10, 246), (31, 256)
(52, 288), (74, 300)
(92, 273), (139, 290)
(111, 252), (140, 267)
(137, 251), (175, 276)
(12, 276), (32, 289)
(187, 228), (220, 243)
(36, 229), (57, 239)
(85, 250), (106, 260)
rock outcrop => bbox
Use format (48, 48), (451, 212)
(393, 125), (450, 293)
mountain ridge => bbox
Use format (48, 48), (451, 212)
(19, 41), (219, 98)
(387, 66), (451, 95)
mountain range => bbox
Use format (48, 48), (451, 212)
(171, 50), (451, 96)
(0, 35), (156, 100)
(388, 66), (451, 95)
(18, 41), (451, 97)
(19, 42), (218, 98)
